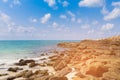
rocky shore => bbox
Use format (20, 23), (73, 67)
(0, 36), (120, 80)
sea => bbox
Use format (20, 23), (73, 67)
(0, 40), (77, 64)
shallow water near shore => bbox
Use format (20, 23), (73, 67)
(0, 40), (78, 65)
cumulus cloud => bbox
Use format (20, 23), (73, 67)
(112, 1), (120, 7)
(101, 6), (109, 15)
(30, 18), (37, 23)
(8, 26), (36, 34)
(2, 0), (8, 3)
(104, 8), (120, 21)
(62, 1), (69, 7)
(13, 0), (21, 5)
(41, 13), (51, 24)
(0, 11), (36, 35)
(0, 12), (15, 30)
(52, 22), (58, 28)
(101, 23), (114, 31)
(67, 11), (76, 22)
(32, 19), (37, 22)
(103, 1), (120, 21)
(16, 26), (36, 33)
(60, 14), (67, 19)
(0, 12), (11, 23)
(88, 29), (94, 34)
(7, 0), (21, 8)
(67, 11), (75, 17)
(78, 0), (104, 7)
(44, 0), (56, 7)
(71, 17), (76, 22)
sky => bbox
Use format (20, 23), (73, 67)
(0, 0), (120, 40)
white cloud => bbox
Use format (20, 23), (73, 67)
(52, 22), (58, 28)
(32, 19), (37, 22)
(62, 1), (69, 7)
(101, 23), (114, 31)
(88, 29), (94, 34)
(30, 18), (37, 23)
(0, 12), (11, 24)
(16, 26), (36, 33)
(67, 11), (76, 22)
(67, 11), (75, 17)
(103, 1), (120, 21)
(112, 1), (120, 7)
(101, 6), (109, 15)
(79, 0), (104, 7)
(2, 0), (21, 4)
(41, 13), (51, 24)
(60, 14), (67, 19)
(0, 11), (36, 35)
(81, 24), (90, 29)
(71, 17), (76, 22)
(0, 12), (15, 32)
(101, 0), (109, 15)
(44, 0), (56, 7)
(104, 8), (120, 21)
(8, 0), (21, 8)
(2, 0), (8, 3)
(13, 0), (21, 5)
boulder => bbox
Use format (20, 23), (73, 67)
(8, 67), (23, 72)
(23, 59), (35, 63)
(14, 61), (27, 66)
(34, 70), (49, 76)
(41, 54), (45, 56)
(29, 62), (37, 68)
(46, 61), (55, 66)
(15, 59), (35, 66)
(0, 73), (8, 76)
(7, 76), (16, 80)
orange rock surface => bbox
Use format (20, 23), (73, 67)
(55, 36), (120, 80)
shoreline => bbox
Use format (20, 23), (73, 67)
(0, 36), (120, 80)
(0, 45), (69, 80)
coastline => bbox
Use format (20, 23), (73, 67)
(0, 36), (120, 80)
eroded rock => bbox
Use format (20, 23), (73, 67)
(86, 66), (108, 77)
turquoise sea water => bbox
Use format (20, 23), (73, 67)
(0, 40), (77, 64)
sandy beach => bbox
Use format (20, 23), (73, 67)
(0, 36), (120, 80)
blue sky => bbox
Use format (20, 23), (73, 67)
(0, 0), (120, 40)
